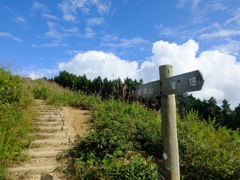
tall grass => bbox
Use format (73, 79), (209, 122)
(0, 69), (36, 178)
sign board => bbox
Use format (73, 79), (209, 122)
(136, 70), (204, 98)
(136, 80), (160, 98)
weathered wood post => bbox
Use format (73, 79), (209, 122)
(136, 65), (204, 180)
(160, 65), (180, 179)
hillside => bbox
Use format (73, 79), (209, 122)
(0, 69), (240, 179)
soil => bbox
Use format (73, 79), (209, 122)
(7, 100), (92, 180)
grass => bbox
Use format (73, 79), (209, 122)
(0, 69), (36, 178)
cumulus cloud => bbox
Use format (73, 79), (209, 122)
(59, 51), (138, 80)
(139, 39), (240, 106)
(139, 39), (199, 82)
(195, 50), (240, 105)
(59, 39), (240, 107)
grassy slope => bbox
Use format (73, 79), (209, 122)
(0, 70), (36, 178)
(1, 75), (239, 179)
(30, 79), (240, 179)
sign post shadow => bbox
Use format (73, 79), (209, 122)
(136, 65), (204, 180)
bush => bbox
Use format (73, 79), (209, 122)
(178, 111), (240, 179)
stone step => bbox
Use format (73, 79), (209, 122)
(37, 125), (67, 132)
(29, 131), (70, 138)
(28, 150), (62, 158)
(37, 108), (61, 111)
(10, 173), (65, 180)
(39, 114), (62, 118)
(28, 145), (70, 153)
(38, 111), (61, 116)
(34, 106), (59, 109)
(32, 138), (70, 146)
(35, 121), (63, 126)
(9, 165), (57, 174)
(37, 116), (63, 121)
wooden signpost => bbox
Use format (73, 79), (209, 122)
(136, 65), (204, 180)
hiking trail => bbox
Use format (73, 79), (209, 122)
(8, 99), (91, 180)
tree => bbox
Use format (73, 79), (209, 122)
(102, 78), (114, 99)
(91, 76), (103, 95)
(206, 97), (223, 124)
(221, 99), (233, 128)
(232, 104), (240, 129)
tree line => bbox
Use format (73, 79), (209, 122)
(50, 71), (240, 130)
(50, 71), (142, 101)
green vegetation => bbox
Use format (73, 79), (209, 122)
(32, 78), (240, 179)
(51, 70), (142, 101)
(52, 71), (240, 130)
(178, 93), (240, 130)
(1, 69), (240, 179)
(0, 69), (35, 178)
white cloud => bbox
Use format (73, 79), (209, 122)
(93, 0), (111, 14)
(200, 29), (240, 39)
(139, 39), (199, 82)
(32, 1), (49, 13)
(176, 0), (226, 24)
(32, 42), (67, 48)
(58, 0), (86, 23)
(58, 0), (111, 23)
(58, 39), (240, 107)
(21, 67), (58, 80)
(101, 36), (149, 49)
(87, 17), (104, 26)
(196, 50), (240, 103)
(45, 22), (63, 40)
(177, 0), (200, 9)
(0, 32), (22, 42)
(15, 16), (26, 24)
(84, 27), (95, 38)
(59, 51), (138, 80)
(139, 39), (240, 107)
(225, 8), (240, 25)
(42, 13), (57, 20)
(213, 39), (240, 56)
(32, 1), (57, 20)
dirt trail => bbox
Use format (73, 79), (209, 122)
(8, 100), (91, 180)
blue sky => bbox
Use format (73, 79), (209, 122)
(1, 0), (240, 107)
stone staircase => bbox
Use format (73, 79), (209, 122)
(8, 100), (74, 179)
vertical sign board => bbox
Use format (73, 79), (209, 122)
(136, 66), (204, 180)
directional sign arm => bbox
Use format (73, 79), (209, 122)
(136, 80), (160, 98)
(161, 70), (204, 95)
(136, 70), (204, 98)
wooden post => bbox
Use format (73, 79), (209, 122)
(160, 65), (180, 180)
(136, 65), (204, 179)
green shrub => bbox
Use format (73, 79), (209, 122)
(71, 154), (158, 179)
(33, 86), (51, 100)
(178, 111), (240, 179)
